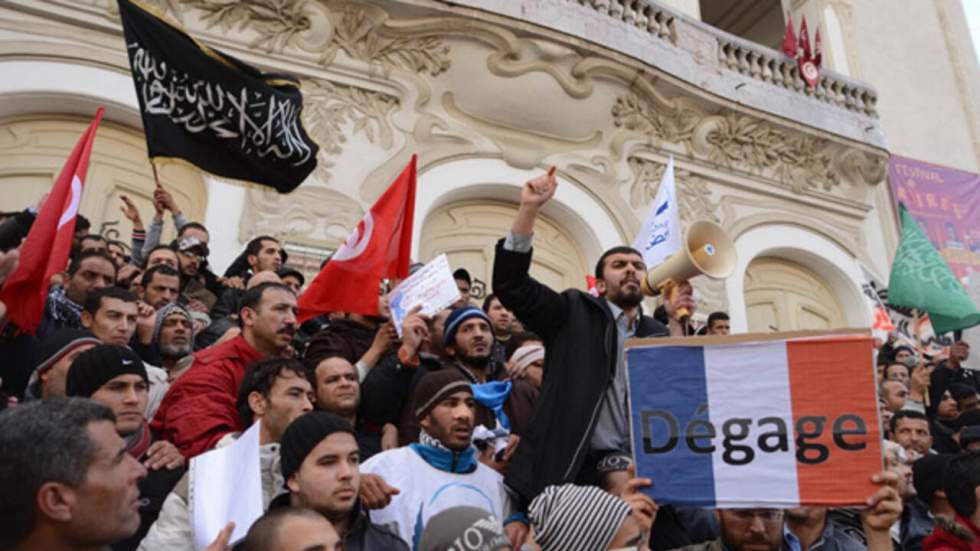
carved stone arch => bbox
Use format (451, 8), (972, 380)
(412, 156), (630, 268)
(723, 210), (868, 268)
(725, 223), (872, 333)
(420, 200), (590, 297)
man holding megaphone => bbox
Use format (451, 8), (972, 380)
(492, 167), (701, 547)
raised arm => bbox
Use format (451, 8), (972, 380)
(492, 168), (568, 343)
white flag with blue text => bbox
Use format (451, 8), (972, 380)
(633, 157), (682, 268)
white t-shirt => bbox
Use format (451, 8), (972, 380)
(360, 446), (510, 548)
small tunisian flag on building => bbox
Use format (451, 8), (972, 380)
(298, 155), (418, 321)
(0, 107), (104, 334)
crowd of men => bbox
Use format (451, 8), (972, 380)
(0, 172), (977, 551)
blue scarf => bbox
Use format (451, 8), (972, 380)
(471, 380), (513, 431)
(409, 430), (477, 473)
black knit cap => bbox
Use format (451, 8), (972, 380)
(912, 454), (953, 503)
(280, 411), (356, 485)
(65, 344), (148, 398)
(413, 369), (473, 421)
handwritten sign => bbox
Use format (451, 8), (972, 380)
(388, 254), (460, 337)
(626, 331), (881, 508)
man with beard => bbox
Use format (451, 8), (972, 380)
(131, 265), (181, 366)
(782, 508), (865, 551)
(397, 306), (537, 446)
(152, 304), (195, 381)
(138, 358), (315, 551)
(361, 370), (515, 548)
(673, 469), (903, 551)
(64, 345), (185, 551)
(932, 390), (961, 453)
(272, 411), (406, 550)
(150, 282), (299, 458)
(492, 169), (694, 547)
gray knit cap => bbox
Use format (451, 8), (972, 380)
(529, 484), (631, 551)
(419, 506), (510, 551)
(153, 303), (194, 349)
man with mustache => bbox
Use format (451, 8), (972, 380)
(64, 345), (185, 551)
(361, 370), (515, 548)
(150, 282), (299, 458)
(492, 169), (695, 546)
(271, 411), (407, 550)
(152, 304), (195, 381)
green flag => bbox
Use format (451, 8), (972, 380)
(888, 203), (980, 334)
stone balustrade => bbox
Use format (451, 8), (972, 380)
(572, 0), (677, 44)
(557, 1), (879, 119)
(715, 31), (878, 118)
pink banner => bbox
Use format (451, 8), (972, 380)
(889, 155), (980, 282)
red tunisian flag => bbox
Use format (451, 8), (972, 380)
(298, 154), (417, 321)
(0, 107), (104, 334)
(782, 12), (797, 57)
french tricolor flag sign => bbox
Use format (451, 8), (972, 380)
(626, 331), (882, 508)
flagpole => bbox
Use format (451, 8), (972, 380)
(912, 308), (931, 408)
(150, 160), (162, 189)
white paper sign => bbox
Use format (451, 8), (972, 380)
(388, 254), (460, 337)
(191, 421), (264, 550)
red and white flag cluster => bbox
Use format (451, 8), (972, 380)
(783, 13), (822, 87)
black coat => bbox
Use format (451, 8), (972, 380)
(492, 239), (668, 503)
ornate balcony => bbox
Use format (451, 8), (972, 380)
(444, 0), (884, 148)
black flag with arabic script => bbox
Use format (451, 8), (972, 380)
(118, 0), (318, 193)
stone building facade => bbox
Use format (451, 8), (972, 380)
(1, 0), (977, 333)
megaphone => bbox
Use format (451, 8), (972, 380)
(640, 221), (737, 319)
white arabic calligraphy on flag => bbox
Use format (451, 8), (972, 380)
(128, 43), (314, 167)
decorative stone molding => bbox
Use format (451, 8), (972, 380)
(612, 92), (700, 143)
(691, 113), (838, 193)
(614, 92), (843, 195)
(178, 0), (451, 75)
(834, 148), (887, 188)
(179, 0), (319, 53)
(301, 78), (399, 182)
(625, 157), (720, 223)
(239, 185), (364, 245)
(325, 6), (451, 75)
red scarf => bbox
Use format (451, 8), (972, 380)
(125, 422), (154, 460)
